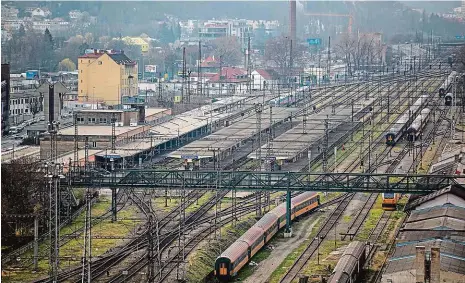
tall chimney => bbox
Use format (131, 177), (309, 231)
(415, 246), (426, 283)
(289, 0), (296, 44)
(430, 247), (441, 283)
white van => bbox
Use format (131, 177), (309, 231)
(9, 126), (19, 134)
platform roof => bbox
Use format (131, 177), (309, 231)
(247, 104), (358, 160)
(169, 107), (297, 159)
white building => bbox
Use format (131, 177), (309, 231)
(251, 69), (279, 90)
(1, 6), (19, 19)
(68, 10), (83, 20)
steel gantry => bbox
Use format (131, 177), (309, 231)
(68, 170), (461, 193)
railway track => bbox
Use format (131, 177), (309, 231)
(276, 73), (445, 282)
(279, 193), (355, 283)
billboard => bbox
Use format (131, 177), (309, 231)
(307, 38), (321, 45)
(145, 65), (157, 73)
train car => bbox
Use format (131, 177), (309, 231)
(438, 71), (457, 97)
(406, 108), (431, 141)
(382, 193), (401, 210)
(445, 93), (453, 106)
(385, 94), (429, 146)
(215, 192), (319, 281)
(291, 192), (320, 218)
(215, 241), (249, 280)
(328, 241), (367, 283)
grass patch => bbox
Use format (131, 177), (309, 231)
(185, 217), (257, 283)
(236, 246), (272, 280)
(301, 240), (345, 278)
(3, 197), (137, 282)
(186, 191), (215, 213)
(152, 195), (180, 212)
(356, 196), (384, 241)
(267, 217), (324, 283)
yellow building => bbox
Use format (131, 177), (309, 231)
(121, 37), (149, 53)
(78, 50), (138, 105)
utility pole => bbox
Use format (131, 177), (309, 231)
(197, 41), (202, 96)
(82, 137), (92, 283)
(323, 116), (329, 173)
(181, 47), (186, 103)
(255, 103), (263, 217)
(247, 37), (252, 94)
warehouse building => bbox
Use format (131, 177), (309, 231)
(381, 185), (465, 283)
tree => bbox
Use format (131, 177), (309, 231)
(84, 32), (95, 45)
(211, 36), (242, 66)
(264, 36), (305, 75)
(1, 158), (47, 247)
(58, 58), (77, 71)
(42, 28), (55, 71)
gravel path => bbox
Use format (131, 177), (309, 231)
(243, 211), (326, 283)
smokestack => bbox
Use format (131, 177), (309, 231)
(289, 0), (296, 44)
(415, 246), (426, 283)
(430, 247), (441, 283)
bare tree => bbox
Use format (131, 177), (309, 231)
(264, 36), (305, 76)
(210, 36), (242, 66)
(1, 158), (46, 247)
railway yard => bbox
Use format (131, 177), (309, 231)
(2, 53), (465, 283)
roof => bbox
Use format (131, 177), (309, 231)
(385, 239), (465, 275)
(405, 185), (465, 210)
(58, 125), (142, 136)
(78, 53), (103, 59)
(254, 69), (279, 80)
(108, 53), (136, 65)
(384, 204), (465, 277)
(208, 67), (248, 83)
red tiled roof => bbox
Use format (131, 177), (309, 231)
(78, 53), (103, 59)
(255, 69), (272, 80)
(209, 67), (247, 83)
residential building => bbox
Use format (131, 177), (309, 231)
(31, 7), (51, 18)
(199, 20), (229, 40)
(121, 37), (150, 53)
(2, 64), (10, 135)
(9, 90), (42, 125)
(198, 19), (252, 50)
(206, 67), (248, 95)
(199, 55), (221, 73)
(228, 19), (252, 50)
(1, 6), (19, 19)
(1, 19), (25, 31)
(251, 69), (280, 90)
(68, 10), (83, 20)
(78, 49), (138, 106)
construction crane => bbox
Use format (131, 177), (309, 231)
(304, 13), (353, 35)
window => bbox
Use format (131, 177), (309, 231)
(92, 141), (97, 147)
(88, 60), (90, 63)
(81, 70), (83, 73)
(99, 117), (107, 124)
(25, 109), (28, 113)
(98, 61), (102, 65)
(88, 117), (96, 123)
(21, 99), (24, 104)
(77, 117), (84, 123)
(25, 98), (28, 104)
(81, 80), (83, 83)
(81, 90), (83, 93)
